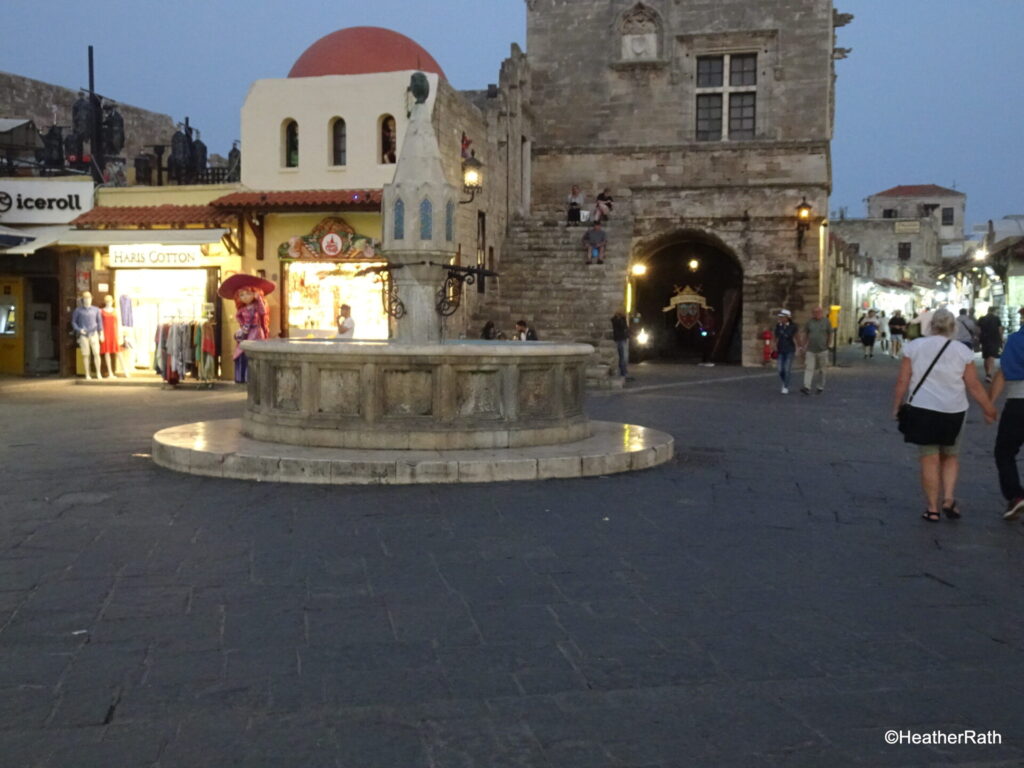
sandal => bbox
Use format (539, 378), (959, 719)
(942, 500), (961, 519)
(921, 511), (941, 522)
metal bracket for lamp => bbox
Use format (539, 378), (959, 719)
(355, 264), (407, 319)
(428, 262), (499, 316)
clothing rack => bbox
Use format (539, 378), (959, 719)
(155, 318), (218, 389)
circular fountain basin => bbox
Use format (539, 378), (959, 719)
(240, 339), (594, 450)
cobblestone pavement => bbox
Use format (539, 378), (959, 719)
(2, 348), (1024, 767)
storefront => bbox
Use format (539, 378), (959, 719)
(66, 201), (241, 379)
(278, 216), (386, 339)
(0, 178), (96, 376)
(208, 191), (386, 341)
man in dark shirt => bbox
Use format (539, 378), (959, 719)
(978, 306), (1003, 384)
(611, 309), (630, 377)
(888, 310), (907, 358)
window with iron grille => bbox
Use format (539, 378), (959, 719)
(882, 209), (897, 219)
(695, 54), (756, 141)
(942, 207), (954, 225)
(898, 242), (911, 261)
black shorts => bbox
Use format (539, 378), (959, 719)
(982, 340), (1001, 359)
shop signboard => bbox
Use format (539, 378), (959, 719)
(893, 220), (920, 234)
(0, 179), (95, 224)
(109, 244), (203, 268)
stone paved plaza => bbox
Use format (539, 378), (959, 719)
(2, 350), (1024, 767)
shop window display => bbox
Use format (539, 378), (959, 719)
(286, 261), (389, 340)
(113, 269), (209, 371)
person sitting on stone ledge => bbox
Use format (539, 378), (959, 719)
(515, 319), (539, 341)
(593, 187), (614, 223)
(567, 184), (585, 225)
(582, 221), (607, 264)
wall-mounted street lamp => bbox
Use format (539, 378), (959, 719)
(796, 197), (813, 249)
(631, 263), (648, 277)
(460, 150), (483, 204)
(688, 258), (700, 272)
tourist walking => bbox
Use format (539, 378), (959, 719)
(909, 305), (935, 338)
(773, 309), (798, 394)
(799, 305), (832, 394)
(954, 308), (979, 350)
(611, 309), (630, 377)
(859, 309), (881, 358)
(336, 304), (355, 338)
(988, 308), (1024, 520)
(891, 308), (996, 522)
(978, 306), (1003, 384)
(888, 310), (907, 358)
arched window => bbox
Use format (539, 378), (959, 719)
(445, 200), (455, 242)
(419, 199), (433, 240)
(283, 119), (299, 168)
(393, 198), (405, 240)
(330, 118), (346, 166)
(380, 114), (397, 164)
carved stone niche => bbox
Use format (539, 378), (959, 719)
(612, 2), (668, 74)
(621, 4), (660, 62)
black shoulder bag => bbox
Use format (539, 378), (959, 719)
(897, 340), (964, 445)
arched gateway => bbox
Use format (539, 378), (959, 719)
(631, 230), (743, 364)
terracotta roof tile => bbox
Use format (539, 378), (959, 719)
(873, 184), (964, 198)
(72, 205), (235, 228)
(210, 189), (382, 210)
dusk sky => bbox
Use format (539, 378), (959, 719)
(3, 0), (1021, 232)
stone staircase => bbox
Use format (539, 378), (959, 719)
(470, 217), (631, 385)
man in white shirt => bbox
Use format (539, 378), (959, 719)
(337, 304), (355, 339)
(910, 306), (935, 337)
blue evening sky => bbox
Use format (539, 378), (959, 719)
(3, 0), (1021, 231)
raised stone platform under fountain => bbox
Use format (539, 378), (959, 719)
(152, 73), (673, 485)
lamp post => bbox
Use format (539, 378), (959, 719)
(795, 197), (813, 250)
(460, 150), (483, 204)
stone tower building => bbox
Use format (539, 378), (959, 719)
(483, 0), (844, 368)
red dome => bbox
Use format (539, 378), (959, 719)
(288, 26), (446, 79)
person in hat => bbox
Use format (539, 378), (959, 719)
(989, 307), (1024, 521)
(218, 274), (275, 383)
(773, 309), (798, 394)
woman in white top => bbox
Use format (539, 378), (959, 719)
(891, 308), (996, 522)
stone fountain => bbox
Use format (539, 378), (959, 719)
(152, 74), (673, 484)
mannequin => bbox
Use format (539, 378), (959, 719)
(99, 295), (130, 378)
(71, 291), (103, 379)
(232, 287), (270, 383)
(217, 273), (276, 384)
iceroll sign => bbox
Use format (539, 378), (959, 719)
(0, 179), (95, 224)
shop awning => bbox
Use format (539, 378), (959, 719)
(210, 189), (382, 212)
(72, 204), (235, 229)
(1, 225), (68, 254)
(2, 225), (230, 254)
(0, 224), (35, 249)
(63, 228), (231, 246)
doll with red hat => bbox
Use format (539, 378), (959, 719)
(218, 273), (275, 383)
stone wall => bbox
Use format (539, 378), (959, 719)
(515, 0), (837, 365)
(0, 70), (176, 166)
(435, 45), (532, 336)
(831, 218), (941, 285)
